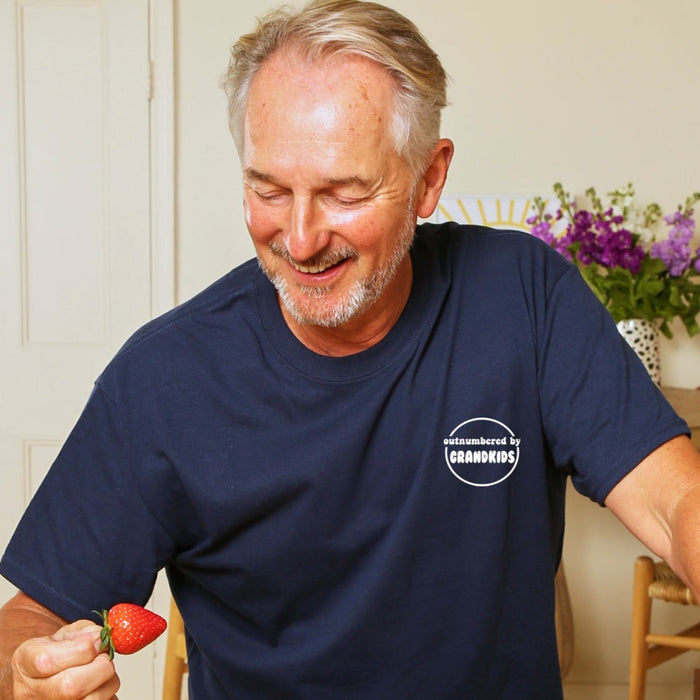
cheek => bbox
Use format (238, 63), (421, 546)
(328, 207), (368, 228)
(243, 199), (253, 230)
(244, 197), (279, 243)
(346, 209), (405, 253)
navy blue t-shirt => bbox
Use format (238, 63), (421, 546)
(1, 223), (688, 698)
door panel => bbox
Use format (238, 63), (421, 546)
(1, 1), (170, 696)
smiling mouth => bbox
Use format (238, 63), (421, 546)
(270, 242), (358, 276)
(292, 258), (347, 274)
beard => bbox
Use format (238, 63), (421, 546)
(258, 211), (416, 329)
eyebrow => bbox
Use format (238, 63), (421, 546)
(244, 168), (369, 188)
(244, 168), (275, 183)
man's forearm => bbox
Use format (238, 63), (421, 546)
(668, 481), (700, 602)
(606, 435), (700, 601)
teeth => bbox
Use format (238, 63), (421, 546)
(294, 261), (334, 274)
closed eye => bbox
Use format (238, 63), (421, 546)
(325, 194), (367, 208)
(252, 188), (289, 204)
(257, 191), (283, 201)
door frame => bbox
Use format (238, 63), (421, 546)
(147, 1), (177, 695)
(149, 0), (175, 316)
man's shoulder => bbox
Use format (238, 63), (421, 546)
(415, 221), (569, 275)
(417, 220), (549, 247)
(111, 257), (261, 365)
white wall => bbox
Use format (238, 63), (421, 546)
(174, 0), (700, 692)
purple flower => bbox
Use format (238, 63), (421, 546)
(570, 210), (593, 239)
(665, 210), (695, 232)
(651, 238), (690, 276)
(529, 220), (555, 245)
(526, 184), (700, 338)
(620, 246), (646, 274)
(553, 238), (572, 260)
(651, 211), (696, 276)
(570, 214), (647, 273)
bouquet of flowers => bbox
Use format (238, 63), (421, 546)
(527, 183), (700, 338)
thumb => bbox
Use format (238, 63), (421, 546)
(51, 619), (102, 643)
(18, 622), (102, 678)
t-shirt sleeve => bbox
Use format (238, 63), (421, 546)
(0, 382), (177, 622)
(536, 262), (689, 505)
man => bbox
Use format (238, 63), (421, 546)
(1, 0), (699, 697)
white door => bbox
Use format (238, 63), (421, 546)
(0, 1), (173, 697)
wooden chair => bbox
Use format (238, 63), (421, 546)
(162, 597), (188, 700)
(629, 555), (700, 699)
(555, 563), (574, 679)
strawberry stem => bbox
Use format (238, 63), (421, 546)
(93, 609), (116, 661)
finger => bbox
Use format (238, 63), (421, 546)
(14, 627), (101, 679)
(95, 673), (121, 700)
(62, 653), (120, 699)
(79, 658), (121, 700)
(14, 651), (119, 699)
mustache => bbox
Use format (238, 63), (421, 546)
(268, 241), (359, 269)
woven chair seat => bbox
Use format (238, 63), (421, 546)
(649, 560), (697, 605)
(630, 556), (700, 699)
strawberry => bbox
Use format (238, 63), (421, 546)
(95, 603), (167, 660)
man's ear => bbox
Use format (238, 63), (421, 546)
(415, 138), (454, 220)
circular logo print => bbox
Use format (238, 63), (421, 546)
(443, 417), (520, 487)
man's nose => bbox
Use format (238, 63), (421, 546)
(283, 196), (331, 262)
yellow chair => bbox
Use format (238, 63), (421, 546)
(629, 555), (700, 699)
(162, 598), (188, 700)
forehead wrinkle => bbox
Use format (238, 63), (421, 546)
(321, 175), (370, 187)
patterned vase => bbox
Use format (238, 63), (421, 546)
(616, 319), (661, 385)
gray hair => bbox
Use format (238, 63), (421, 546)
(220, 0), (449, 177)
